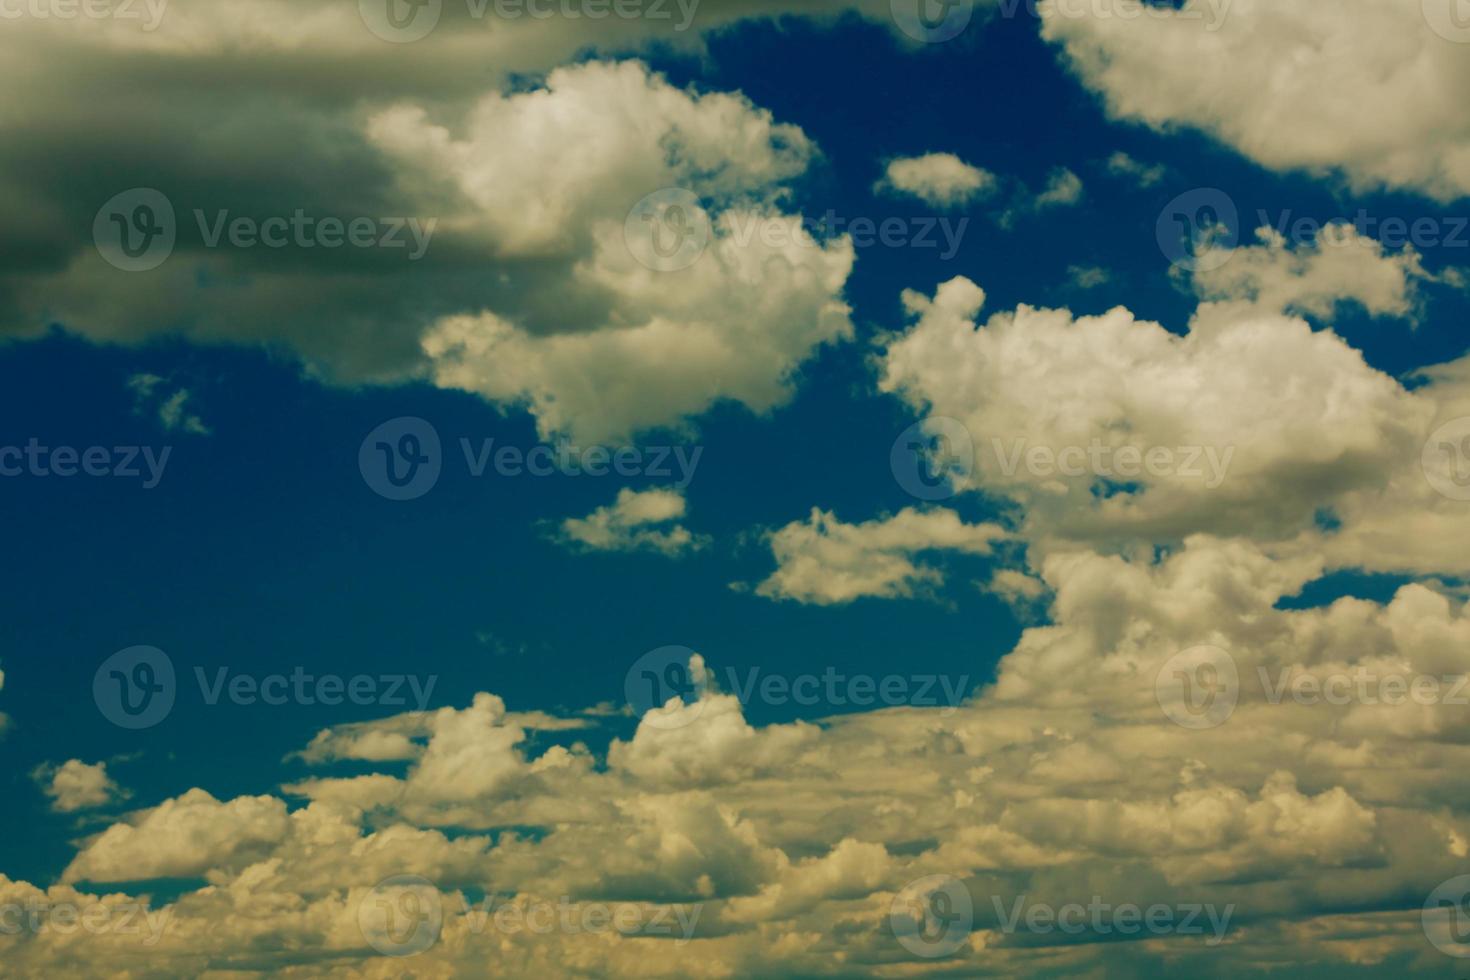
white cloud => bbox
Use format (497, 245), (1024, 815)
(1041, 0), (1470, 201)
(877, 153), (996, 209)
(557, 488), (707, 557)
(1105, 151), (1166, 189)
(754, 507), (1007, 605)
(33, 760), (127, 813)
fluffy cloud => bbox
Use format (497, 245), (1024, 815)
(33, 760), (127, 813)
(3, 53), (854, 442)
(877, 153), (997, 208)
(557, 488), (707, 556)
(12, 534), (1470, 976)
(753, 507), (1008, 604)
(1040, 0), (1470, 201)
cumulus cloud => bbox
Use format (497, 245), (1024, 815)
(877, 153), (997, 208)
(753, 507), (1008, 605)
(33, 760), (128, 813)
(557, 488), (707, 557)
(1040, 0), (1470, 201)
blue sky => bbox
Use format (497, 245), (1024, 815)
(4, 2), (1470, 977)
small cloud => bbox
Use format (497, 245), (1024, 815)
(1105, 151), (1166, 189)
(556, 488), (708, 557)
(877, 153), (997, 209)
(127, 373), (211, 435)
(32, 759), (128, 813)
(1067, 264), (1111, 289)
(1000, 167), (1084, 227)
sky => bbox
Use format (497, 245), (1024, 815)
(3, 0), (1470, 976)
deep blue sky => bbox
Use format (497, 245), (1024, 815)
(2, 11), (1467, 889)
